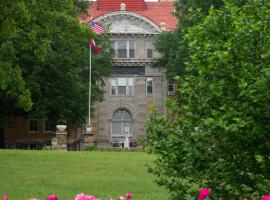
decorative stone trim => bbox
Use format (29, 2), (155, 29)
(94, 11), (162, 34)
(113, 58), (153, 66)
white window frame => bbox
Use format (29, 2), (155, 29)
(110, 77), (134, 96)
(146, 77), (154, 96)
(115, 40), (136, 59)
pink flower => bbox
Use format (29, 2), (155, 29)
(198, 188), (211, 200)
(28, 198), (40, 200)
(46, 194), (58, 200)
(126, 193), (133, 199)
(85, 195), (96, 200)
(75, 193), (85, 200)
(3, 194), (8, 200)
(107, 198), (113, 200)
(118, 196), (124, 200)
(261, 195), (270, 200)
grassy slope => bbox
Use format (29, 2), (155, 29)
(0, 150), (169, 200)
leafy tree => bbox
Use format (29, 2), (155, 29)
(0, 0), (113, 126)
(153, 0), (225, 79)
(0, 0), (33, 126)
(153, 0), (248, 80)
(146, 1), (270, 199)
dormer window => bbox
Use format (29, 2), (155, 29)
(115, 41), (135, 58)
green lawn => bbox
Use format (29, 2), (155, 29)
(0, 150), (169, 200)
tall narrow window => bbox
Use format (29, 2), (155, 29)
(117, 41), (127, 58)
(168, 80), (174, 96)
(112, 109), (133, 136)
(118, 78), (127, 95)
(28, 119), (38, 132)
(111, 79), (117, 95)
(129, 41), (135, 58)
(127, 78), (133, 96)
(145, 41), (154, 58)
(110, 78), (134, 96)
(146, 77), (153, 95)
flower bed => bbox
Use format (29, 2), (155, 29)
(197, 188), (270, 200)
(2, 193), (133, 200)
(2, 190), (270, 200)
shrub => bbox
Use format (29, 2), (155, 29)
(146, 1), (270, 199)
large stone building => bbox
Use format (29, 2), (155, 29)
(85, 0), (177, 148)
(2, 0), (177, 150)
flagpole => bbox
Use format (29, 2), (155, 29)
(88, 44), (92, 130)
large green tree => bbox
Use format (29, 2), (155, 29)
(146, 1), (270, 199)
(152, 0), (225, 79)
(0, 0), (113, 126)
(0, 1), (33, 126)
(153, 0), (247, 79)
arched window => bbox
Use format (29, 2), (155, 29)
(112, 109), (133, 136)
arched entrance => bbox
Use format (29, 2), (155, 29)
(112, 109), (133, 136)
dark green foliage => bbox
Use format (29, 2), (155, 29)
(146, 1), (270, 199)
(153, 0), (247, 79)
(0, 1), (33, 120)
(153, 0), (224, 79)
(0, 0), (113, 126)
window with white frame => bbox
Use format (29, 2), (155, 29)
(44, 120), (54, 133)
(110, 78), (134, 96)
(115, 41), (135, 58)
(145, 41), (154, 58)
(168, 80), (174, 96)
(146, 77), (153, 95)
(28, 119), (38, 132)
(112, 109), (133, 136)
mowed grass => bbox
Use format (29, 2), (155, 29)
(0, 150), (169, 200)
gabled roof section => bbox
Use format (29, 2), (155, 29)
(98, 0), (147, 11)
(95, 12), (162, 34)
(86, 1), (177, 31)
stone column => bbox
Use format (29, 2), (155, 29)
(84, 133), (95, 148)
(56, 129), (67, 150)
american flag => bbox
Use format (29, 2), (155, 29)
(89, 21), (104, 35)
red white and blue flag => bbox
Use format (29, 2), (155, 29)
(88, 40), (100, 54)
(89, 20), (104, 35)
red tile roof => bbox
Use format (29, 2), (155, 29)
(85, 1), (177, 31)
(98, 0), (147, 11)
